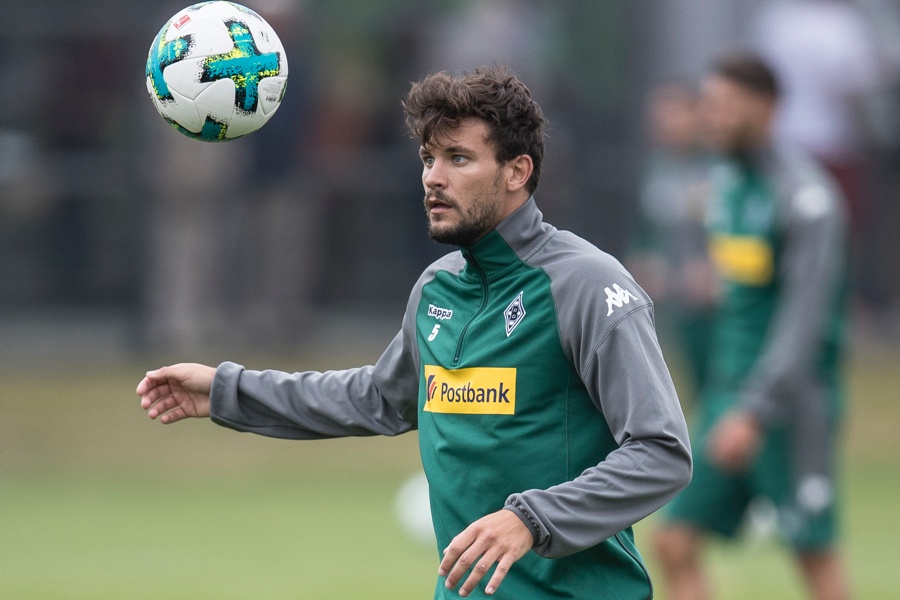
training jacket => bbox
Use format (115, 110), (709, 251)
(705, 144), (848, 502)
(210, 198), (692, 599)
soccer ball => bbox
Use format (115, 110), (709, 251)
(146, 1), (288, 142)
(394, 472), (435, 547)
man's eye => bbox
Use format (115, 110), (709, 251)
(422, 156), (434, 166)
(452, 155), (467, 163)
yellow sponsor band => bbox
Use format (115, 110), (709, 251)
(424, 365), (516, 415)
(710, 234), (774, 286)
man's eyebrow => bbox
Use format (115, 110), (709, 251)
(444, 145), (472, 153)
(429, 144), (473, 155)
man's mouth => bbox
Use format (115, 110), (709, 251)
(425, 193), (455, 213)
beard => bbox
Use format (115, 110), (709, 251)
(424, 176), (504, 247)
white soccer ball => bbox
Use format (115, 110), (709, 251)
(146, 1), (288, 141)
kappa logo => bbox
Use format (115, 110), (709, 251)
(504, 291), (526, 337)
(427, 304), (453, 320)
(604, 283), (639, 316)
(424, 365), (516, 415)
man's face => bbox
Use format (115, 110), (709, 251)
(648, 85), (699, 150)
(699, 75), (774, 155)
(420, 119), (508, 247)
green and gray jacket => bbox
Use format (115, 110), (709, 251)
(706, 145), (848, 497)
(706, 145), (847, 420)
(210, 198), (692, 599)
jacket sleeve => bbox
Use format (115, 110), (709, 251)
(209, 312), (421, 439)
(505, 278), (692, 558)
(737, 182), (846, 426)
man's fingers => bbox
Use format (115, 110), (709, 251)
(136, 377), (155, 398)
(135, 373), (154, 396)
(136, 368), (171, 394)
(438, 529), (476, 578)
(457, 548), (502, 597)
(484, 555), (514, 595)
(140, 383), (175, 412)
(443, 545), (483, 593)
(139, 383), (172, 410)
(137, 368), (177, 406)
(146, 394), (178, 419)
(440, 528), (487, 595)
(158, 405), (188, 424)
(439, 510), (534, 596)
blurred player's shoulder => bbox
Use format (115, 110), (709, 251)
(767, 144), (847, 224)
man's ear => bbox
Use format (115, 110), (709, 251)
(506, 154), (534, 193)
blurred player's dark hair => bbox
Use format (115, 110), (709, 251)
(712, 53), (780, 100)
(403, 64), (545, 194)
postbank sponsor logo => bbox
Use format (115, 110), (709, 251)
(424, 365), (516, 415)
(709, 234), (774, 286)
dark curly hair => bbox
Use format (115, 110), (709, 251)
(403, 65), (545, 194)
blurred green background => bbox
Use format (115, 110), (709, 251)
(2, 340), (898, 599)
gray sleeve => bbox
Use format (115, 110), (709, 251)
(505, 301), (692, 558)
(209, 313), (421, 439)
(737, 183), (847, 426)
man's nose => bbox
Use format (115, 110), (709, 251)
(424, 161), (447, 189)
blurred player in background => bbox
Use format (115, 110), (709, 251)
(136, 65), (692, 599)
(653, 54), (852, 600)
(750, 0), (883, 313)
(751, 0), (880, 238)
(628, 81), (716, 401)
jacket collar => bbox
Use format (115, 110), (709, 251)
(460, 197), (555, 281)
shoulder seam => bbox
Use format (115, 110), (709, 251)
(584, 302), (654, 373)
(520, 227), (558, 263)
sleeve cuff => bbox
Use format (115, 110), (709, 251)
(503, 495), (548, 546)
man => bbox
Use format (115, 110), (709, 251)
(629, 81), (716, 399)
(137, 65), (692, 599)
(653, 55), (852, 600)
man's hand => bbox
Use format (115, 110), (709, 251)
(136, 363), (216, 424)
(438, 508), (534, 597)
(707, 412), (762, 472)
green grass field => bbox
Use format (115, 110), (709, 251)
(1, 343), (898, 599)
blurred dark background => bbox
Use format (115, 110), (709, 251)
(1, 0), (899, 361)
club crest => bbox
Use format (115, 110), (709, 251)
(504, 291), (526, 337)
